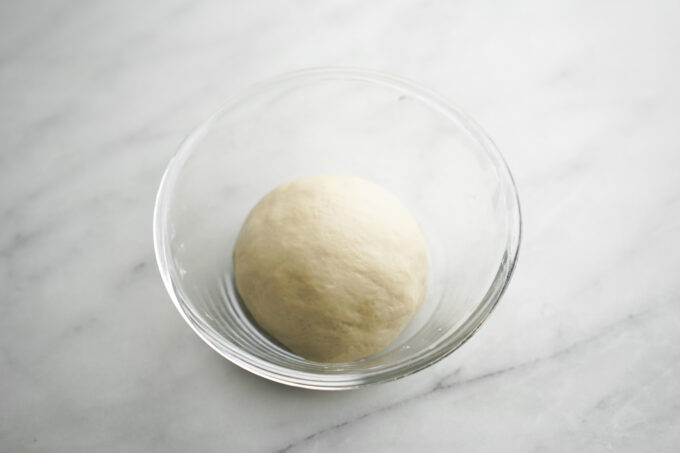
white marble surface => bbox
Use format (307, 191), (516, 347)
(2, 0), (679, 451)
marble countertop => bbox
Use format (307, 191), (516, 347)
(2, 0), (679, 451)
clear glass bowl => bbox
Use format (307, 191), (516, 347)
(153, 68), (521, 390)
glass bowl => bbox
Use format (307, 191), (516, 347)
(153, 68), (521, 390)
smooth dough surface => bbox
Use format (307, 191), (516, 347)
(233, 174), (428, 363)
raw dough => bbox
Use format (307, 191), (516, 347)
(233, 174), (428, 362)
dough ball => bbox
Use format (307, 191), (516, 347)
(233, 174), (428, 363)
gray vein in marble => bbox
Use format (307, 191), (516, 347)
(278, 302), (666, 453)
(0, 0), (85, 61)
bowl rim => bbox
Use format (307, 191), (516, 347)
(153, 67), (522, 390)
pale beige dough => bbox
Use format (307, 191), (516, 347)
(233, 174), (428, 362)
